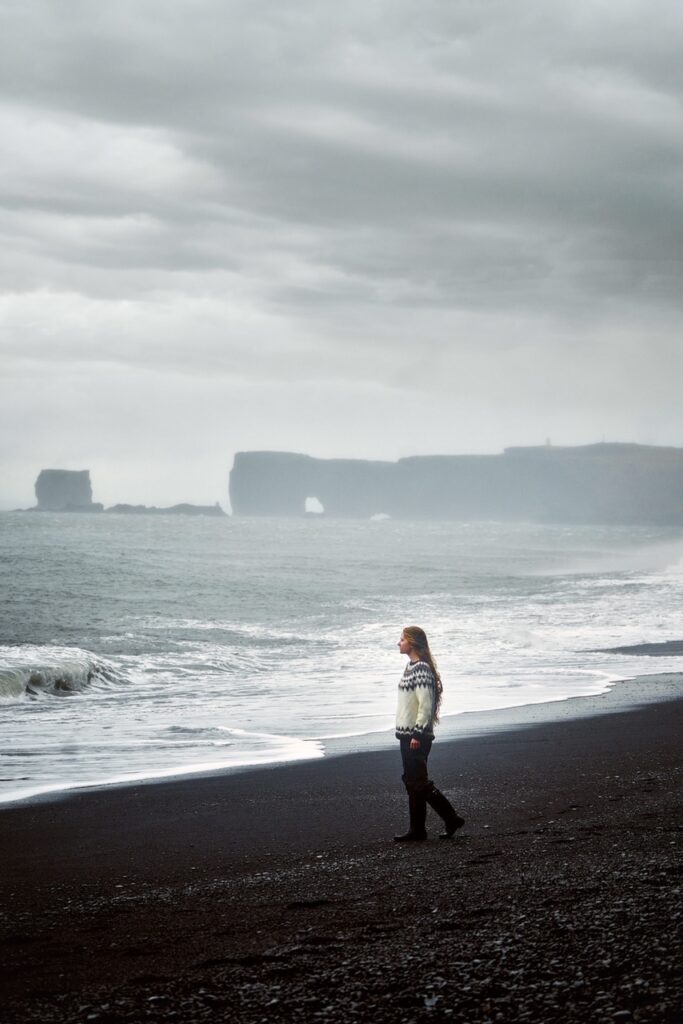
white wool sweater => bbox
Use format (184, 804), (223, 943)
(395, 660), (436, 740)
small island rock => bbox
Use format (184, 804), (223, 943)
(34, 469), (101, 512)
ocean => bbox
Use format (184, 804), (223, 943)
(2, 512), (683, 805)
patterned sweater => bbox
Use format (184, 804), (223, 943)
(395, 660), (436, 740)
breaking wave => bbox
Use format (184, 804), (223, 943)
(0, 646), (124, 700)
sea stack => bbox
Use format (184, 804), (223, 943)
(34, 469), (101, 511)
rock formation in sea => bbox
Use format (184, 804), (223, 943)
(31, 470), (226, 516)
(105, 503), (227, 516)
(228, 444), (683, 523)
(34, 469), (102, 512)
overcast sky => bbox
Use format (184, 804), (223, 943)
(1, 0), (682, 507)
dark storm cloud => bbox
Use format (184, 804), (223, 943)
(1, 1), (682, 505)
(2, 1), (681, 303)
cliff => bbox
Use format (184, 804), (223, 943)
(34, 469), (101, 511)
(229, 444), (683, 523)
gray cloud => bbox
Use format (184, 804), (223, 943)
(1, 0), (682, 506)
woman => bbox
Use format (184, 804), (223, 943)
(394, 626), (465, 842)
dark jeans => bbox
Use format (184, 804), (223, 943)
(400, 735), (433, 792)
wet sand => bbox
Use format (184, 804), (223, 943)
(1, 678), (681, 1023)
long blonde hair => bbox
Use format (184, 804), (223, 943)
(403, 625), (443, 722)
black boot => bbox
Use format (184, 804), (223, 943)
(394, 788), (428, 842)
(425, 784), (465, 839)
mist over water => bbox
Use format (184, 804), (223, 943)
(2, 513), (683, 804)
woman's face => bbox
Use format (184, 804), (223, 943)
(398, 632), (413, 657)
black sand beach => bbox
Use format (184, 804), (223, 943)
(1, 680), (681, 1023)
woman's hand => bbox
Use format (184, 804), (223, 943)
(410, 738), (421, 750)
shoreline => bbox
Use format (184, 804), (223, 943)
(327, 669), (683, 755)
(3, 670), (682, 811)
(2, 675), (682, 1022)
(1, 680), (681, 1022)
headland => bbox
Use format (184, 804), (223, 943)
(229, 443), (683, 522)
